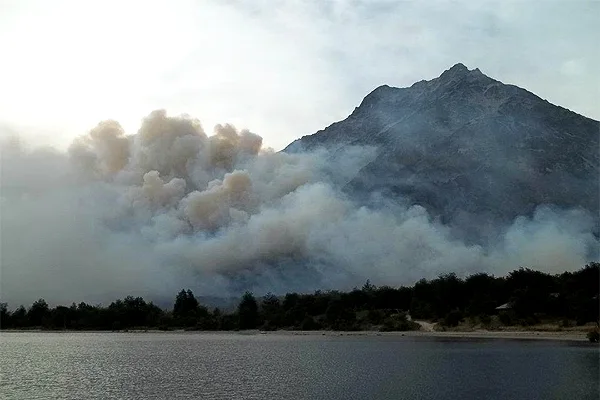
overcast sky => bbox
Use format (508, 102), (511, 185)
(1, 0), (598, 150)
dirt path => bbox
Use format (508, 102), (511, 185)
(414, 320), (436, 332)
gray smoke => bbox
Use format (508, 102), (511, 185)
(1, 111), (597, 306)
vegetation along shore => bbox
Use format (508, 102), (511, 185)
(2, 263), (598, 342)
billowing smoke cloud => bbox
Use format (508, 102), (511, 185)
(1, 111), (597, 306)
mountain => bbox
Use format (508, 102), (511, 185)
(285, 63), (599, 238)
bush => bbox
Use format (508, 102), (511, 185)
(518, 315), (539, 326)
(559, 319), (573, 328)
(479, 314), (492, 326)
(586, 330), (599, 343)
(441, 310), (463, 327)
(367, 309), (385, 325)
(260, 321), (278, 331)
(332, 320), (361, 331)
(300, 316), (322, 331)
(379, 314), (419, 332)
(194, 317), (219, 331)
(498, 311), (514, 326)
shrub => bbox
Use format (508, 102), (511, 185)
(332, 320), (361, 331)
(367, 309), (385, 325)
(518, 315), (539, 326)
(586, 330), (599, 343)
(559, 319), (573, 328)
(479, 314), (492, 325)
(300, 316), (322, 331)
(441, 310), (463, 327)
(260, 321), (278, 331)
(498, 311), (514, 326)
(379, 314), (420, 332)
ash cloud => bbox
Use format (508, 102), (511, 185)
(0, 111), (597, 306)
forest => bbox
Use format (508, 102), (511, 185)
(1, 263), (598, 333)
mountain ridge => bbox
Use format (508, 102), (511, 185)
(287, 63), (597, 151)
(284, 63), (599, 238)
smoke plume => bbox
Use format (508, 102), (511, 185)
(1, 111), (597, 305)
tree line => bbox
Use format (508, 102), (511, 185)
(1, 263), (598, 332)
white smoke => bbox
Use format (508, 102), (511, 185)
(0, 111), (597, 305)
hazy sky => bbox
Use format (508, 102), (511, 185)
(1, 0), (598, 150)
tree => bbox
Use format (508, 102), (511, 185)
(173, 289), (199, 317)
(325, 298), (356, 330)
(27, 299), (49, 326)
(282, 293), (299, 311)
(261, 293), (282, 329)
(562, 263), (599, 325)
(49, 306), (72, 329)
(362, 279), (376, 292)
(173, 289), (206, 327)
(300, 316), (322, 330)
(12, 306), (27, 327)
(372, 286), (412, 311)
(0, 303), (11, 329)
(464, 273), (501, 316)
(238, 292), (258, 329)
(441, 309), (464, 327)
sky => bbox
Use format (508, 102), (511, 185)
(0, 0), (598, 151)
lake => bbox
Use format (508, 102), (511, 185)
(0, 332), (598, 399)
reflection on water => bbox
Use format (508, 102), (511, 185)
(0, 332), (598, 400)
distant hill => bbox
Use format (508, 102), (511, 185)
(285, 63), (599, 238)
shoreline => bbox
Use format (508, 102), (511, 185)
(264, 329), (592, 342)
(1, 328), (594, 342)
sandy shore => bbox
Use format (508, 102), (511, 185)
(262, 329), (593, 342)
(2, 328), (595, 342)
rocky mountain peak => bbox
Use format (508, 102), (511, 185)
(284, 64), (599, 237)
(439, 63), (484, 80)
(441, 62), (469, 75)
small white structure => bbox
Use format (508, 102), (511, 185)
(495, 302), (513, 311)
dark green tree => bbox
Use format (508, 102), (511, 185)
(300, 315), (322, 330)
(238, 292), (259, 329)
(12, 306), (27, 327)
(282, 293), (299, 311)
(173, 289), (207, 327)
(49, 306), (71, 329)
(441, 309), (464, 327)
(506, 268), (555, 318)
(27, 299), (49, 326)
(0, 303), (11, 328)
(173, 290), (199, 317)
(464, 273), (502, 317)
(325, 298), (356, 330)
(261, 293), (282, 330)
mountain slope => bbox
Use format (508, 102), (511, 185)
(285, 64), (599, 236)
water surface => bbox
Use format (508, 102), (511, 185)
(1, 332), (598, 399)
